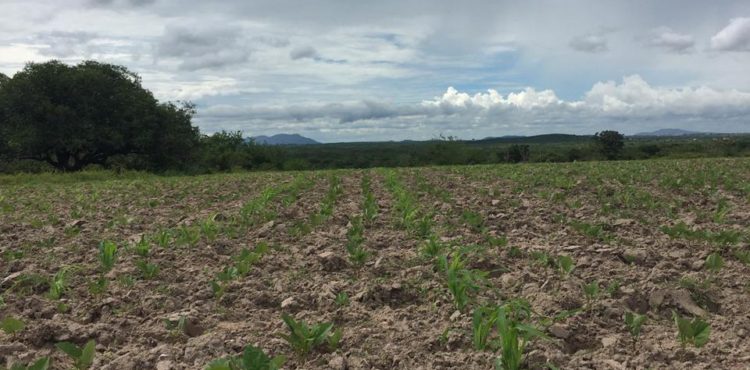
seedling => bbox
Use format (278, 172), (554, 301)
(2, 357), (50, 370)
(206, 345), (285, 370)
(210, 280), (226, 300)
(673, 311), (710, 349)
(98, 240), (118, 272)
(461, 210), (484, 232)
(154, 229), (171, 248)
(135, 260), (159, 279)
(48, 269), (68, 300)
(624, 311), (647, 350)
(734, 249), (750, 265)
(704, 252), (724, 273)
(582, 280), (599, 309)
(606, 279), (621, 298)
(280, 314), (340, 356)
(134, 236), (150, 257)
(421, 237), (446, 259)
(335, 292), (349, 307)
(494, 305), (547, 370)
(1, 316), (25, 337)
(472, 305), (499, 350)
(441, 253), (485, 311)
(556, 255), (574, 278)
(200, 218), (219, 242)
(56, 340), (95, 370)
(88, 277), (109, 296)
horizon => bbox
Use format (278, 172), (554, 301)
(2, 1), (750, 141)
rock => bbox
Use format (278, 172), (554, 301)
(449, 310), (461, 321)
(491, 199), (500, 206)
(281, 297), (296, 309)
(622, 248), (648, 265)
(257, 220), (275, 236)
(690, 260), (704, 271)
(548, 324), (571, 339)
(601, 335), (618, 348)
(649, 288), (707, 317)
(601, 359), (626, 370)
(156, 360), (173, 370)
(328, 355), (346, 369)
(738, 328), (747, 338)
(613, 218), (634, 226)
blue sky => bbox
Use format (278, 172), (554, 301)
(1, 0), (750, 142)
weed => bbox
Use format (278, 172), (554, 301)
(556, 255), (574, 278)
(56, 340), (95, 370)
(205, 345), (285, 370)
(606, 279), (621, 298)
(461, 210), (485, 232)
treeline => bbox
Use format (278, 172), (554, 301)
(1, 60), (748, 174)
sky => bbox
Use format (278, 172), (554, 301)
(1, 0), (750, 142)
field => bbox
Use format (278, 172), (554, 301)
(1, 158), (750, 369)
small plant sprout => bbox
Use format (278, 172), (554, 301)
(582, 280), (600, 309)
(154, 229), (171, 248)
(205, 345), (286, 370)
(335, 292), (349, 307)
(88, 277), (109, 296)
(280, 314), (341, 356)
(472, 305), (499, 351)
(56, 340), (96, 370)
(704, 252), (724, 273)
(494, 305), (547, 370)
(624, 311), (647, 350)
(48, 269), (68, 300)
(98, 240), (118, 272)
(606, 279), (621, 298)
(134, 235), (150, 257)
(1, 316), (25, 337)
(673, 311), (711, 349)
(421, 236), (446, 260)
(210, 280), (226, 300)
(135, 260), (159, 279)
(4, 357), (51, 370)
(556, 255), (574, 278)
(441, 252), (485, 311)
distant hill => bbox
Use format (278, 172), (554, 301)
(251, 134), (320, 145)
(633, 128), (704, 137)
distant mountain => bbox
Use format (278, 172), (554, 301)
(251, 134), (320, 145)
(633, 128), (704, 137)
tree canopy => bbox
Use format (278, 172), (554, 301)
(0, 60), (199, 171)
(593, 130), (625, 160)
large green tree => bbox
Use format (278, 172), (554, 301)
(0, 60), (199, 171)
(593, 130), (625, 160)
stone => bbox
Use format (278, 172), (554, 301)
(156, 360), (173, 370)
(601, 335), (618, 348)
(281, 297), (296, 309)
(548, 323), (570, 339)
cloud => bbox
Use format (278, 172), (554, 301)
(33, 31), (97, 57)
(195, 75), (750, 139)
(156, 24), (251, 70)
(88, 0), (155, 7)
(710, 17), (750, 51)
(289, 46), (319, 60)
(569, 33), (608, 53)
(645, 27), (694, 53)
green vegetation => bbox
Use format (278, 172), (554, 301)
(56, 340), (96, 370)
(673, 312), (711, 349)
(280, 314), (342, 356)
(206, 345), (285, 370)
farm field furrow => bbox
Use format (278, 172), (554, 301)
(1, 158), (750, 369)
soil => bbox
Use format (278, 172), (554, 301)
(1, 158), (749, 369)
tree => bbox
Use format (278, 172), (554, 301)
(0, 60), (199, 171)
(506, 144), (530, 163)
(593, 130), (625, 160)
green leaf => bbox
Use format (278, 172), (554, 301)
(28, 358), (51, 370)
(204, 359), (231, 370)
(1, 316), (25, 335)
(79, 340), (95, 369)
(56, 341), (82, 359)
(692, 319), (711, 348)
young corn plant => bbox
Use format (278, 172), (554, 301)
(494, 305), (547, 370)
(556, 255), (574, 279)
(345, 216), (369, 266)
(135, 260), (159, 280)
(280, 314), (342, 356)
(2, 357), (51, 370)
(56, 340), (95, 370)
(134, 236), (151, 257)
(624, 311), (647, 350)
(154, 229), (171, 248)
(440, 252), (485, 311)
(704, 252), (724, 274)
(234, 243), (269, 277)
(200, 218), (219, 242)
(582, 280), (600, 309)
(335, 292), (349, 307)
(421, 236), (447, 260)
(472, 305), (499, 350)
(673, 311), (711, 349)
(205, 345), (285, 370)
(48, 269), (68, 300)
(98, 240), (118, 272)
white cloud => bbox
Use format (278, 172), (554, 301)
(711, 17), (750, 51)
(645, 27), (694, 53)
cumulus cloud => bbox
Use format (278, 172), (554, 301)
(196, 75), (750, 137)
(645, 27), (694, 53)
(569, 34), (608, 53)
(156, 24), (251, 70)
(88, 0), (155, 7)
(34, 31), (97, 57)
(711, 17), (750, 51)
